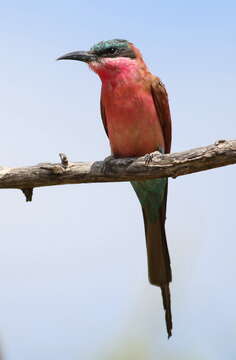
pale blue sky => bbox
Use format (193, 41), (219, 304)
(0, 1), (236, 359)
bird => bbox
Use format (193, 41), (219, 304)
(57, 39), (173, 337)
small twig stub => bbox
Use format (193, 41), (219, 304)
(21, 188), (33, 202)
(59, 153), (69, 168)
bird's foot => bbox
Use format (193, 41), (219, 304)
(103, 155), (115, 163)
(144, 150), (163, 165)
(102, 155), (116, 174)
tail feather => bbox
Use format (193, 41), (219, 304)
(142, 197), (172, 337)
(161, 284), (172, 338)
(131, 179), (172, 337)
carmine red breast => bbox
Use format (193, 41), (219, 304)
(102, 82), (164, 157)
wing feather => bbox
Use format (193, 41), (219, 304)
(151, 78), (172, 153)
(100, 98), (108, 137)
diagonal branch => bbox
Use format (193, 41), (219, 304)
(0, 140), (235, 195)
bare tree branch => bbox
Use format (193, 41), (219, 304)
(0, 140), (235, 195)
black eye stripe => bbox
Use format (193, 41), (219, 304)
(93, 46), (136, 59)
(97, 47), (119, 56)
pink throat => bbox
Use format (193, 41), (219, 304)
(89, 57), (140, 84)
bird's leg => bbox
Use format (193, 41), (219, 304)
(144, 149), (163, 165)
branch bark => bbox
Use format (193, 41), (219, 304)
(0, 140), (235, 193)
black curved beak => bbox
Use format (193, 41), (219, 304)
(57, 50), (97, 63)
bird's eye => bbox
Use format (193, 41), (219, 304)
(109, 47), (117, 54)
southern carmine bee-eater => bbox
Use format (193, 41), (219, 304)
(57, 39), (173, 337)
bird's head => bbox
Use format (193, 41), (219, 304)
(57, 39), (145, 81)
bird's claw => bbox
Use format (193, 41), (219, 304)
(144, 150), (163, 165)
(102, 155), (115, 174)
